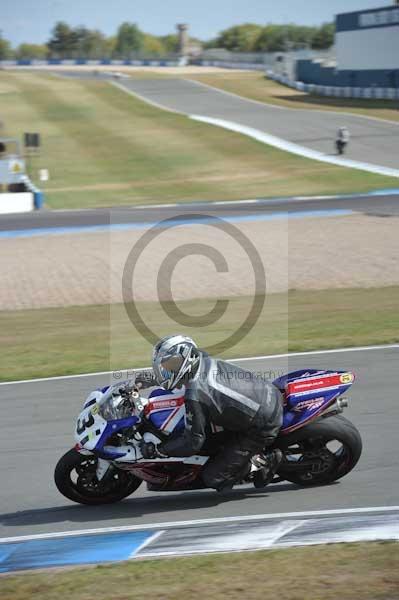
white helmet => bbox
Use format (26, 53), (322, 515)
(152, 334), (199, 390)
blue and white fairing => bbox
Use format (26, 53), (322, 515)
(74, 370), (355, 459)
(274, 369), (355, 433)
(144, 387), (186, 434)
(74, 384), (141, 459)
(74, 384), (187, 460)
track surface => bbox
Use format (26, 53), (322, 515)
(116, 77), (399, 169)
(0, 193), (398, 232)
(56, 71), (399, 170)
(1, 347), (398, 539)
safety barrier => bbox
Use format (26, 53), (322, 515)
(0, 177), (43, 214)
(0, 58), (181, 67)
(196, 59), (266, 71)
(267, 70), (399, 100)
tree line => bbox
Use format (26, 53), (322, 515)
(207, 23), (335, 52)
(0, 21), (334, 60)
(0, 22), (182, 60)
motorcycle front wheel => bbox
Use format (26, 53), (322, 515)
(54, 448), (142, 505)
(276, 415), (362, 486)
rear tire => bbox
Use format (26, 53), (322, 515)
(54, 448), (142, 505)
(276, 415), (362, 486)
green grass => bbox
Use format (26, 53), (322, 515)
(0, 71), (397, 210)
(2, 542), (399, 600)
(1, 287), (398, 381)
(188, 71), (399, 122)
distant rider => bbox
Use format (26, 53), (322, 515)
(133, 334), (283, 492)
(336, 126), (350, 155)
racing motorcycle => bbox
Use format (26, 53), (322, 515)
(55, 369), (362, 505)
(336, 138), (347, 155)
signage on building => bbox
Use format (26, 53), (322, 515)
(359, 8), (399, 27)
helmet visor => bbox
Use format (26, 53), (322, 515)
(157, 354), (184, 388)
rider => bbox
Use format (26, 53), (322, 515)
(336, 126), (350, 153)
(135, 334), (283, 492)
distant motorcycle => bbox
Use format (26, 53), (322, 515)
(55, 369), (362, 505)
(336, 138), (347, 155)
(336, 127), (350, 155)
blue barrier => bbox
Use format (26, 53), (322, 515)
(22, 177), (44, 210)
(266, 70), (399, 100)
(296, 59), (399, 89)
(1, 59), (180, 67)
(33, 190), (43, 210)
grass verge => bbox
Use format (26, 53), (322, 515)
(0, 71), (397, 210)
(1, 286), (398, 381)
(2, 542), (399, 600)
(188, 71), (399, 123)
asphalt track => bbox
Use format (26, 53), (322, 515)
(118, 78), (399, 170)
(1, 346), (398, 539)
(55, 70), (399, 170)
(0, 192), (399, 232)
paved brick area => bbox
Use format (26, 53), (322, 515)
(1, 214), (398, 310)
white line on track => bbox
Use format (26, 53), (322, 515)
(1, 506), (398, 544)
(191, 115), (399, 178)
(130, 530), (165, 557)
(111, 77), (399, 177)
(1, 344), (398, 386)
(111, 80), (182, 114)
(1, 343), (398, 386)
(49, 189), (399, 213)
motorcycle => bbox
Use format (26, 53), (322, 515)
(55, 368), (362, 505)
(336, 138), (347, 155)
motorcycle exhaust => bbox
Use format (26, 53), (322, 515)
(322, 397), (348, 417)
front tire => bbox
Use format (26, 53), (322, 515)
(276, 415), (362, 486)
(54, 449), (142, 505)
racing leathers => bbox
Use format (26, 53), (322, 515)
(152, 352), (283, 490)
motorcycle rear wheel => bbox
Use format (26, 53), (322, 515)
(54, 448), (142, 505)
(276, 415), (362, 486)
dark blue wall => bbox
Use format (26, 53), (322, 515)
(336, 5), (399, 32)
(296, 60), (399, 88)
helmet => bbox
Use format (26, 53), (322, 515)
(152, 334), (199, 390)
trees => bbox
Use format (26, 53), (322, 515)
(254, 25), (286, 52)
(0, 32), (12, 59)
(212, 22), (335, 53)
(47, 21), (74, 58)
(159, 34), (179, 54)
(16, 44), (48, 60)
(47, 22), (111, 58)
(74, 27), (107, 59)
(114, 22), (144, 58)
(255, 24), (317, 52)
(142, 34), (166, 57)
(311, 22), (335, 49)
(214, 24), (263, 52)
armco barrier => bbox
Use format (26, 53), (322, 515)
(0, 59), (180, 67)
(266, 70), (399, 100)
(1, 58), (266, 70)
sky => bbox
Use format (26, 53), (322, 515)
(1, 0), (389, 47)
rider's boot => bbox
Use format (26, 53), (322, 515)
(252, 449), (283, 489)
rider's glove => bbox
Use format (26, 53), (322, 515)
(118, 381), (139, 399)
(140, 440), (167, 460)
(134, 371), (157, 390)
